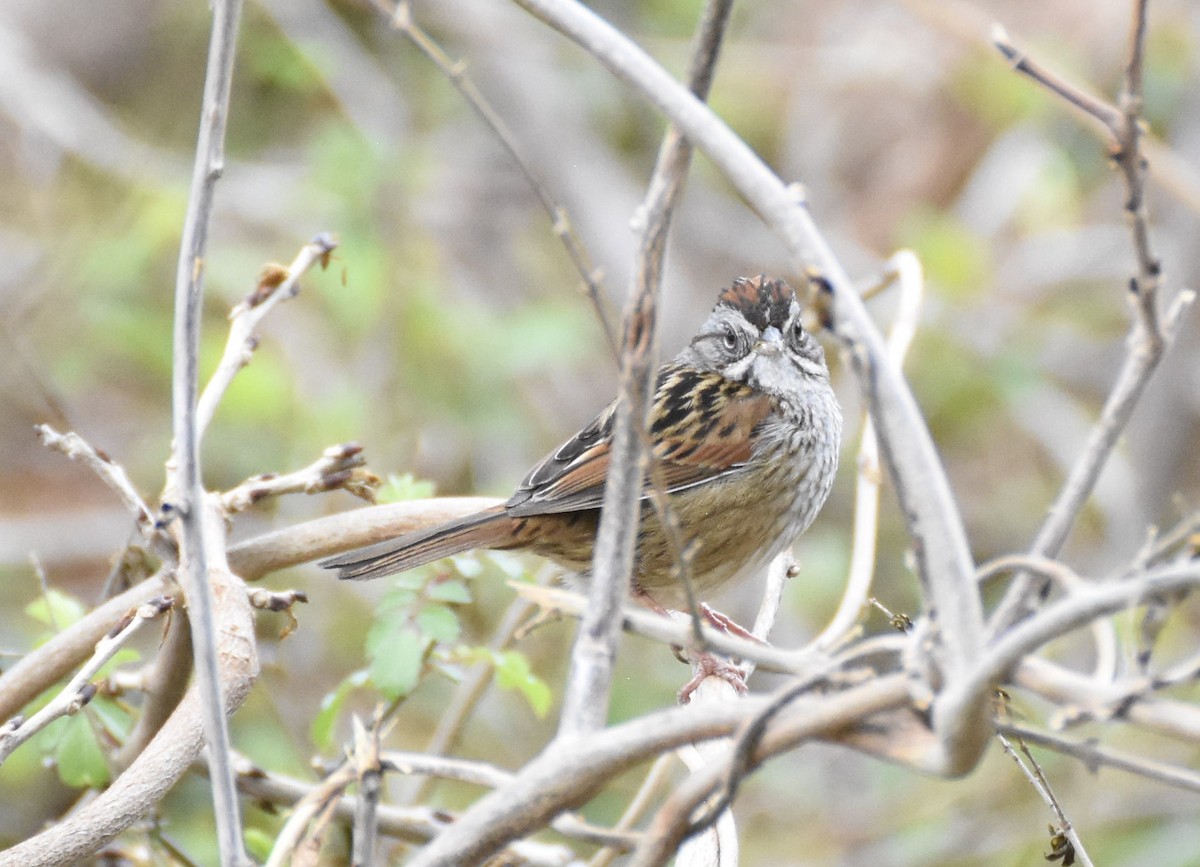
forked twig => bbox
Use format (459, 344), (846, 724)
(0, 596), (174, 765)
(987, 0), (1195, 639)
(996, 730), (1094, 867)
(220, 442), (378, 514)
(35, 425), (158, 540)
(197, 233), (338, 437)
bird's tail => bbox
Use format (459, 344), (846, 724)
(319, 506), (516, 580)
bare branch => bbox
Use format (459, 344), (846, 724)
(998, 720), (1200, 795)
(990, 25), (1122, 133)
(406, 676), (908, 866)
(987, 3), (1194, 638)
(112, 610), (193, 772)
(226, 496), (503, 580)
(586, 754), (674, 867)
(220, 442), (379, 514)
(953, 563), (1200, 724)
(196, 233), (339, 438)
(996, 731), (1094, 867)
(352, 715), (384, 867)
(0, 596), (173, 765)
(166, 0), (248, 858)
(1015, 655), (1200, 744)
(35, 425), (157, 540)
(265, 763), (357, 867)
(511, 582), (818, 676)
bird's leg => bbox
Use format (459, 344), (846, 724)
(698, 603), (763, 644)
(629, 585), (690, 664)
(629, 585), (750, 702)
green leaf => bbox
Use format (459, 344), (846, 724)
(88, 695), (133, 741)
(244, 827), (276, 863)
(96, 648), (141, 680)
(416, 604), (460, 644)
(377, 472), (437, 504)
(448, 553), (484, 578)
(368, 625), (427, 700)
(311, 669), (369, 750)
(898, 209), (990, 300)
(427, 577), (472, 604)
(392, 573), (428, 592)
(493, 650), (553, 718)
(25, 589), (87, 630)
(376, 587), (419, 616)
(55, 715), (110, 788)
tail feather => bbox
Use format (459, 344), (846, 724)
(320, 506), (515, 580)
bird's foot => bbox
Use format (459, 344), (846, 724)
(677, 651), (747, 704)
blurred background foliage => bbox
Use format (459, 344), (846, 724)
(1, 0), (1200, 863)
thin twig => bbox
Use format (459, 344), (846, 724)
(0, 596), (174, 765)
(220, 442), (379, 513)
(587, 753), (674, 867)
(998, 720), (1200, 794)
(167, 0), (248, 860)
(510, 582), (811, 675)
(196, 233), (338, 437)
(383, 0), (617, 356)
(987, 1), (1194, 640)
(996, 732), (1095, 867)
(35, 425), (158, 540)
(990, 25), (1122, 132)
(1137, 509), (1200, 569)
(265, 764), (357, 867)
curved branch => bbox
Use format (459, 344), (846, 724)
(943, 563), (1200, 740)
(0, 554), (257, 867)
(406, 675), (908, 866)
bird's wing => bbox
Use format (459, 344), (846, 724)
(506, 365), (771, 516)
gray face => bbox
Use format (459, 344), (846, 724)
(681, 280), (829, 400)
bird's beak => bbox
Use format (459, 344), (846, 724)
(756, 325), (784, 354)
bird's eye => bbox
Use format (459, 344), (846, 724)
(722, 327), (739, 352)
(789, 319), (805, 345)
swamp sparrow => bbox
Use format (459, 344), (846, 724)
(322, 276), (841, 611)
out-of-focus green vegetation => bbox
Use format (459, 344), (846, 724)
(2, 0), (1200, 863)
